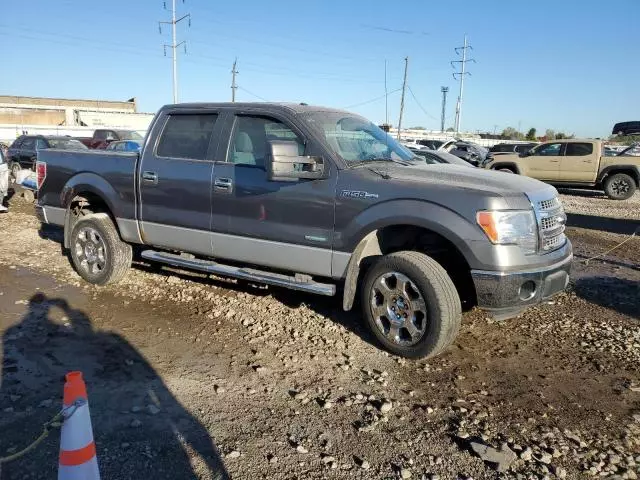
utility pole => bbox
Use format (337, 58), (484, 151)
(384, 59), (389, 126)
(231, 58), (238, 102)
(451, 34), (475, 134)
(397, 56), (409, 141)
(159, 0), (191, 104)
(440, 86), (449, 132)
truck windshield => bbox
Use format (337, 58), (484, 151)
(302, 112), (415, 165)
(116, 131), (143, 141)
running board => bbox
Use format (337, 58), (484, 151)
(141, 250), (336, 296)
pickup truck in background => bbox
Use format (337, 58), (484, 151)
(35, 102), (572, 358)
(76, 129), (144, 149)
(483, 139), (640, 200)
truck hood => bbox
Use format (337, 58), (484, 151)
(372, 162), (555, 198)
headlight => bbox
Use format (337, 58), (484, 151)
(476, 210), (538, 254)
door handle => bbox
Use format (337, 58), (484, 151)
(142, 171), (158, 185)
(214, 177), (233, 193)
(549, 160), (560, 163)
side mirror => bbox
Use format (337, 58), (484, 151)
(267, 141), (327, 181)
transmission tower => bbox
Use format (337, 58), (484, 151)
(451, 34), (475, 133)
(159, 0), (191, 103)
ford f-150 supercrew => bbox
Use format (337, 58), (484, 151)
(35, 103), (573, 358)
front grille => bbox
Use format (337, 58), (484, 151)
(534, 196), (567, 253)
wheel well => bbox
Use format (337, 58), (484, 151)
(491, 163), (517, 173)
(604, 169), (639, 187)
(346, 225), (476, 311)
(64, 192), (116, 248)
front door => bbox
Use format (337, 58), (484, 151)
(522, 142), (563, 180)
(138, 111), (221, 255)
(560, 142), (597, 183)
(210, 112), (337, 277)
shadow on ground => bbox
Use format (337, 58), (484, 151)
(566, 213), (640, 236)
(0, 293), (229, 480)
(573, 276), (640, 319)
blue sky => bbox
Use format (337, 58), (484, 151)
(2, 0), (638, 137)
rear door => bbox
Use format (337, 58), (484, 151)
(138, 110), (222, 255)
(209, 109), (338, 277)
(559, 142), (597, 182)
(19, 137), (37, 168)
(522, 142), (563, 180)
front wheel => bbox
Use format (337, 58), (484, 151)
(361, 251), (461, 358)
(604, 173), (636, 200)
(69, 213), (132, 285)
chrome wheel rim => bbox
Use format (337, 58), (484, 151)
(369, 272), (428, 346)
(74, 227), (107, 275)
(611, 179), (630, 196)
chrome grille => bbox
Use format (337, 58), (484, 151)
(534, 196), (567, 252)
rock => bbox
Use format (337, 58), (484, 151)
(147, 404), (160, 415)
(268, 455), (278, 464)
(323, 400), (334, 410)
(214, 385), (226, 394)
(379, 401), (393, 414)
(537, 452), (553, 464)
(166, 276), (180, 284)
(520, 447), (533, 461)
(227, 450), (240, 459)
(121, 442), (130, 448)
(130, 419), (142, 428)
(400, 468), (412, 479)
(296, 445), (308, 454)
(470, 442), (517, 472)
(321, 455), (335, 464)
(9, 395), (21, 402)
(553, 466), (567, 478)
(625, 469), (637, 480)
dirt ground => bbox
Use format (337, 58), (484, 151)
(0, 190), (639, 480)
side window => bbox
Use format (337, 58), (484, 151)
(36, 138), (48, 150)
(11, 137), (24, 149)
(228, 116), (304, 167)
(565, 143), (593, 156)
(94, 130), (108, 140)
(21, 138), (35, 150)
(156, 114), (218, 160)
(515, 145), (528, 153)
(535, 143), (562, 156)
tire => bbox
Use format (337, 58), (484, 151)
(604, 173), (636, 200)
(361, 251), (461, 359)
(69, 213), (132, 285)
(10, 162), (20, 180)
(498, 168), (515, 173)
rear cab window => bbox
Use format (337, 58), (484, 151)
(564, 143), (593, 156)
(156, 114), (218, 160)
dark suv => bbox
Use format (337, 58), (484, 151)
(612, 121), (640, 136)
(6, 135), (87, 177)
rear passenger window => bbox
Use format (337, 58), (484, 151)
(157, 114), (218, 160)
(565, 143), (593, 156)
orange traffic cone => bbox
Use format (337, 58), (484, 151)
(58, 371), (100, 480)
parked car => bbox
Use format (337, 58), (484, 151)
(76, 129), (144, 149)
(105, 140), (142, 152)
(612, 121), (640, 136)
(6, 135), (87, 178)
(617, 143), (640, 157)
(483, 139), (640, 200)
(417, 139), (445, 150)
(489, 143), (537, 156)
(36, 102), (571, 359)
(439, 140), (491, 166)
(408, 147), (475, 167)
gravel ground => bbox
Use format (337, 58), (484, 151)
(558, 188), (640, 219)
(0, 193), (639, 480)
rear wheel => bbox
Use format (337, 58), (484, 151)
(361, 251), (461, 359)
(69, 213), (132, 285)
(604, 173), (636, 200)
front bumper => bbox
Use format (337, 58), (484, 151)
(471, 248), (573, 319)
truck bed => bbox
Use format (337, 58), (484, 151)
(37, 149), (139, 221)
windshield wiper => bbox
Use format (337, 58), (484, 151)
(350, 158), (413, 167)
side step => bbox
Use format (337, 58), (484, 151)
(141, 250), (336, 296)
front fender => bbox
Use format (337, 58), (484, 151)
(336, 199), (485, 269)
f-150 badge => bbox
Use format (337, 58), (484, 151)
(339, 190), (379, 199)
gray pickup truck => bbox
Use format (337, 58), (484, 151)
(35, 102), (572, 358)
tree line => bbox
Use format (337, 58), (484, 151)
(500, 127), (574, 142)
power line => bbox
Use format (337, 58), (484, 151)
(237, 86), (269, 102)
(158, 0), (191, 103)
(342, 88), (401, 110)
(407, 85), (438, 121)
(451, 34), (475, 133)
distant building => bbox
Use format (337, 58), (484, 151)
(0, 95), (154, 142)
